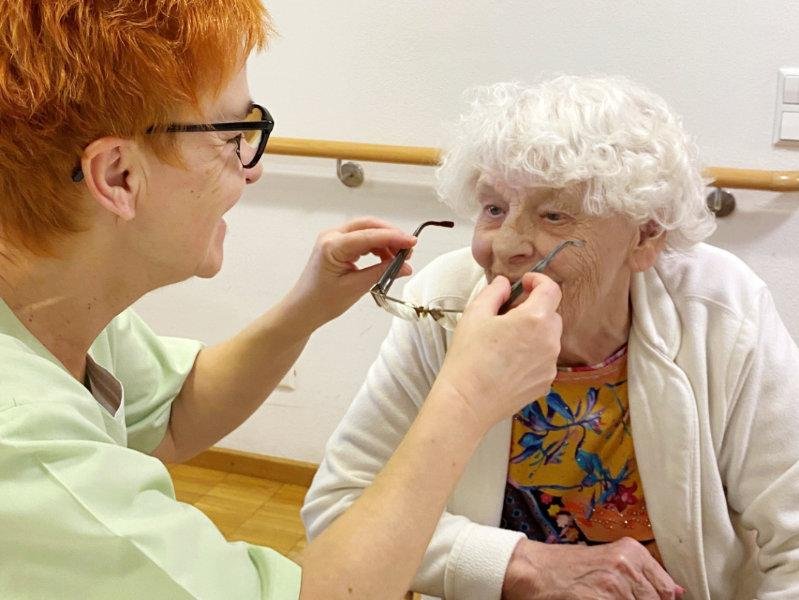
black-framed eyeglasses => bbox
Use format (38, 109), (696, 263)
(71, 103), (274, 183)
(370, 221), (584, 331)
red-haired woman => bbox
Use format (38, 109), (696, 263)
(0, 2), (562, 599)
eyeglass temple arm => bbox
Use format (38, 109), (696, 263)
(373, 220), (454, 295)
(497, 239), (585, 315)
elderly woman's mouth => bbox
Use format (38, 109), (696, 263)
(493, 239), (583, 312)
(488, 271), (564, 287)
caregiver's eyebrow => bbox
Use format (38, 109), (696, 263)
(235, 100), (255, 119)
(218, 100), (255, 121)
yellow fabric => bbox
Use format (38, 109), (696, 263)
(505, 351), (660, 561)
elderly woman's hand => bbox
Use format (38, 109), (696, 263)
(435, 272), (562, 427)
(286, 217), (416, 331)
(502, 538), (685, 600)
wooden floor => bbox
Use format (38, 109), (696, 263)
(168, 463), (421, 599)
(167, 463), (307, 561)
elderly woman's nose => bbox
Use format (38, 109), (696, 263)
(493, 224), (536, 260)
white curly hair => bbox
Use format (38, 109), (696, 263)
(436, 76), (715, 250)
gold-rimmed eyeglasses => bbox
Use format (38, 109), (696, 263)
(370, 220), (464, 331)
(369, 221), (584, 331)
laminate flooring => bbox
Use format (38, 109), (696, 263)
(167, 463), (308, 561)
(167, 463), (420, 600)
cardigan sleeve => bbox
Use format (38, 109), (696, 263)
(721, 287), (799, 599)
(301, 311), (523, 600)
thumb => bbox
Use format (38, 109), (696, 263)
(519, 272), (562, 313)
(349, 258), (413, 292)
(469, 276), (511, 316)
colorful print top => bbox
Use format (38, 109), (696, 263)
(501, 346), (661, 562)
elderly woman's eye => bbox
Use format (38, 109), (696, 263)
(543, 212), (565, 222)
(484, 204), (504, 217)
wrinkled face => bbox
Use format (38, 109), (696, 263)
(471, 177), (643, 332)
(133, 67), (263, 282)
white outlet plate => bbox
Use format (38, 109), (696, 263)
(774, 67), (799, 145)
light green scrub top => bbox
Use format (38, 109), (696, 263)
(0, 301), (302, 599)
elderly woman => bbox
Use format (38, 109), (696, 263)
(303, 76), (799, 600)
(0, 3), (565, 599)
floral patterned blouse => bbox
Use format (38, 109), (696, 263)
(501, 345), (661, 563)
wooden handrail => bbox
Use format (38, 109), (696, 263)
(268, 137), (799, 192)
(268, 137), (440, 166)
(703, 167), (799, 192)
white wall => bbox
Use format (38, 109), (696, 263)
(135, 0), (799, 463)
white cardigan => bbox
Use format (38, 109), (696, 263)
(302, 244), (799, 600)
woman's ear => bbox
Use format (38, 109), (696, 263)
(80, 138), (139, 221)
(628, 221), (667, 272)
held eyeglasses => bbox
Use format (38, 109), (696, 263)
(370, 220), (584, 331)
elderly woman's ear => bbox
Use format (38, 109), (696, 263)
(627, 221), (667, 273)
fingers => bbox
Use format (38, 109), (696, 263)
(518, 272), (562, 313)
(336, 216), (397, 233)
(609, 538), (679, 600)
(370, 247), (395, 263)
(468, 276), (511, 316)
(395, 261), (413, 277)
(329, 228), (416, 264)
(348, 257), (412, 289)
(368, 257), (413, 278)
(641, 558), (682, 599)
(370, 246), (414, 264)
(630, 576), (667, 600)
(468, 273), (561, 319)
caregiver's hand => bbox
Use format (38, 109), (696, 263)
(287, 217), (416, 330)
(502, 538), (685, 600)
(436, 272), (562, 427)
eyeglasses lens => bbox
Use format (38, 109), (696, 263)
(375, 294), (462, 331)
(243, 106), (264, 148)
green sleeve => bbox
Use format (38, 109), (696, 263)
(0, 400), (301, 600)
(92, 309), (204, 453)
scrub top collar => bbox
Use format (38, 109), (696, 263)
(0, 296), (126, 428)
(0, 296), (65, 370)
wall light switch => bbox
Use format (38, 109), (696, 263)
(785, 76), (799, 104)
(781, 112), (799, 141)
(774, 68), (799, 145)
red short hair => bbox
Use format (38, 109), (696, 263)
(0, 0), (272, 254)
